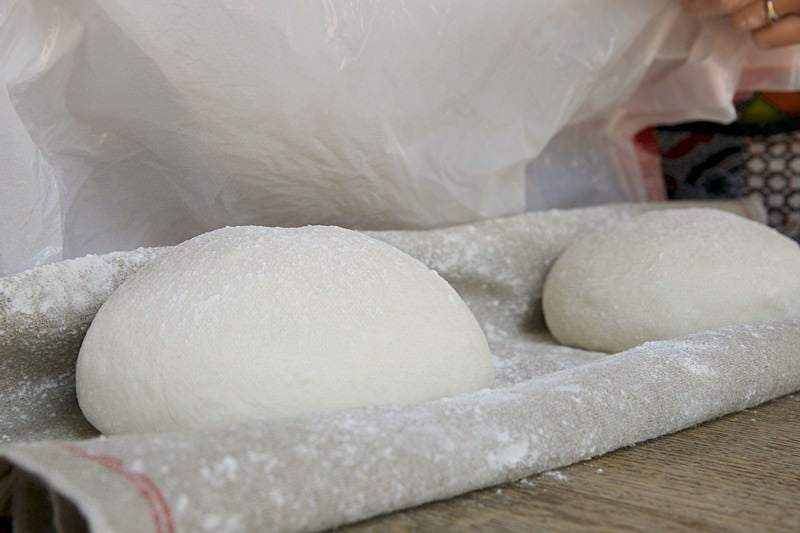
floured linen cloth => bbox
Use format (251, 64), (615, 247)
(1, 200), (799, 532)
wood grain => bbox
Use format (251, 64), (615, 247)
(342, 393), (800, 532)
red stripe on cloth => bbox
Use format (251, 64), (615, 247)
(662, 132), (715, 159)
(64, 445), (175, 533)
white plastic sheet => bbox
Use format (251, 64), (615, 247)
(1, 0), (799, 275)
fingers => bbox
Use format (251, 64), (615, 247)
(681, 0), (753, 16)
(730, 0), (800, 30)
(752, 14), (800, 47)
(682, 0), (800, 49)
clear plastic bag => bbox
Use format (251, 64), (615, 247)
(2, 0), (798, 275)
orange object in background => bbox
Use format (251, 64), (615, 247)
(761, 91), (800, 116)
(738, 91), (800, 123)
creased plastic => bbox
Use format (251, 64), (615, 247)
(1, 1), (799, 275)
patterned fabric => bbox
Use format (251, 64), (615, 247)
(744, 133), (800, 238)
(657, 119), (800, 241)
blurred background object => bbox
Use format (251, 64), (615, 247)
(656, 91), (800, 240)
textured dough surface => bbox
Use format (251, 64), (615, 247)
(542, 209), (800, 353)
(76, 226), (494, 434)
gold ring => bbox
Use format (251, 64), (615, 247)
(765, 0), (780, 24)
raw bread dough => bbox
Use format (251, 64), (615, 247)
(542, 208), (800, 353)
(76, 226), (494, 434)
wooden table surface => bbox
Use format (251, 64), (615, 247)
(343, 393), (800, 532)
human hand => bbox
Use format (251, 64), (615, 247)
(681, 0), (800, 48)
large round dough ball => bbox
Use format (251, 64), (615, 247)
(77, 226), (494, 434)
(542, 209), (800, 353)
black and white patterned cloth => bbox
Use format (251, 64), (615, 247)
(657, 120), (800, 241)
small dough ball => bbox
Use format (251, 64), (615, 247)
(77, 226), (494, 434)
(542, 209), (800, 353)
